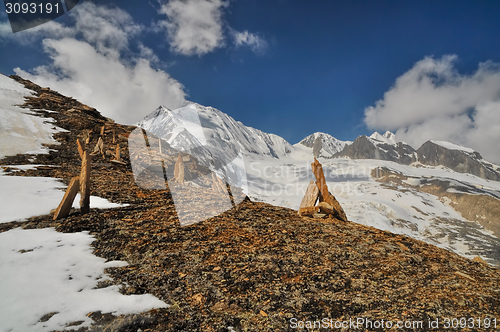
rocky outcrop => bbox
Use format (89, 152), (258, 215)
(416, 141), (500, 181)
(334, 135), (417, 165)
(298, 132), (351, 158)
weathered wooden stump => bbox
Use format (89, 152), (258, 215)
(80, 151), (91, 214)
(53, 176), (80, 220)
(77, 139), (85, 159)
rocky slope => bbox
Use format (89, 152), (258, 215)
(327, 132), (500, 182)
(333, 134), (417, 165)
(416, 140), (500, 181)
(1, 75), (500, 331)
(297, 132), (351, 158)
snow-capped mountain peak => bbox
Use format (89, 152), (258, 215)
(369, 131), (397, 145)
(297, 132), (351, 158)
(137, 101), (293, 162)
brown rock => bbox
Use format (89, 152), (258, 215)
(115, 144), (121, 161)
(318, 202), (335, 215)
(311, 158), (348, 221)
(39, 93), (64, 103)
(454, 271), (475, 281)
(298, 180), (319, 215)
(91, 136), (104, 156)
(298, 206), (319, 216)
(110, 160), (127, 166)
(83, 129), (92, 145)
(473, 256), (487, 264)
(191, 293), (204, 305)
(311, 158), (328, 200)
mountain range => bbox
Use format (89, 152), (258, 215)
(138, 103), (500, 182)
(138, 102), (500, 266)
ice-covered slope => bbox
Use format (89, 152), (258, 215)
(137, 102), (293, 162)
(296, 132), (351, 158)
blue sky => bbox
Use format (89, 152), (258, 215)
(1, 0), (500, 161)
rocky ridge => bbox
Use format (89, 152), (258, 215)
(416, 140), (500, 181)
(333, 134), (417, 165)
(329, 132), (500, 182)
(297, 132), (351, 158)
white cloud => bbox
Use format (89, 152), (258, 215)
(232, 30), (267, 54)
(4, 3), (186, 125)
(138, 43), (161, 66)
(159, 0), (228, 56)
(15, 38), (185, 125)
(0, 20), (74, 44)
(364, 55), (500, 164)
(0, 20), (12, 36)
(71, 2), (142, 54)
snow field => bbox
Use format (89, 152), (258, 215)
(0, 228), (168, 332)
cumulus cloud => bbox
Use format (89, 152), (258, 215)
(157, 0), (268, 56)
(71, 2), (143, 54)
(3, 2), (186, 124)
(0, 20), (74, 44)
(232, 30), (267, 54)
(15, 38), (185, 124)
(159, 0), (228, 56)
(364, 55), (500, 164)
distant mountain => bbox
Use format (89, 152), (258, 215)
(319, 131), (500, 181)
(417, 140), (500, 181)
(139, 102), (500, 183)
(297, 132), (351, 158)
(333, 131), (417, 165)
(137, 102), (293, 166)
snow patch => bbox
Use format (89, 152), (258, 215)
(0, 169), (127, 224)
(0, 228), (167, 332)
